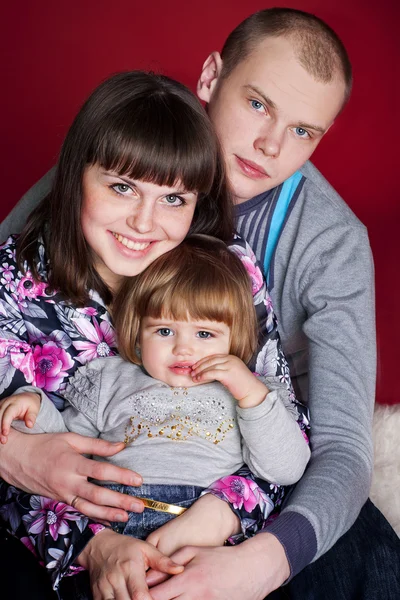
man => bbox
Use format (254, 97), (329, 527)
(1, 8), (399, 600)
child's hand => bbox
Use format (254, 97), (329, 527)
(146, 493), (240, 585)
(191, 354), (269, 408)
(77, 528), (184, 600)
(0, 392), (41, 444)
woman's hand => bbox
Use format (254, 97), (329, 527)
(148, 533), (290, 600)
(0, 429), (144, 521)
(77, 528), (184, 600)
(0, 392), (41, 444)
(191, 354), (269, 408)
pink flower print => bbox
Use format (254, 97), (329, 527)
(239, 256), (264, 295)
(33, 342), (74, 392)
(0, 262), (16, 292)
(0, 339), (35, 384)
(76, 307), (99, 317)
(264, 291), (273, 312)
(23, 497), (83, 541)
(209, 476), (259, 513)
(89, 523), (106, 535)
(72, 317), (116, 364)
(16, 271), (47, 300)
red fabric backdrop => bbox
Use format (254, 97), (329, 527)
(1, 1), (399, 403)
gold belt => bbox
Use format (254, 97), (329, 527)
(140, 497), (187, 515)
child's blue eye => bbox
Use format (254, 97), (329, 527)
(157, 328), (173, 337)
(197, 331), (212, 339)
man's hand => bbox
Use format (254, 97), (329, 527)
(0, 429), (144, 521)
(77, 528), (184, 600)
(0, 392), (41, 444)
(147, 492), (240, 557)
(147, 533), (290, 600)
(191, 354), (269, 408)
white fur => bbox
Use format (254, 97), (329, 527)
(370, 404), (400, 537)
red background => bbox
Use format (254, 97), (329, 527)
(1, 1), (399, 404)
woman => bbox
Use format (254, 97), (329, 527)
(0, 71), (307, 599)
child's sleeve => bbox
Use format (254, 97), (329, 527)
(11, 361), (107, 439)
(237, 377), (310, 485)
(10, 385), (69, 434)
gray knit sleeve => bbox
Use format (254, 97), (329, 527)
(61, 364), (104, 437)
(237, 378), (310, 485)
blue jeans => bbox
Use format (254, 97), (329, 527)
(59, 483), (203, 600)
(107, 483), (204, 539)
(58, 499), (400, 600)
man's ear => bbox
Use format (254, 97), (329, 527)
(197, 52), (223, 103)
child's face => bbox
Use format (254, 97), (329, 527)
(139, 316), (231, 387)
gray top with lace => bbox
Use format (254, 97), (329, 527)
(17, 355), (310, 487)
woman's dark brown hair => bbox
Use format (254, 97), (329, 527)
(18, 71), (234, 306)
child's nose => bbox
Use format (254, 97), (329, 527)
(172, 339), (193, 356)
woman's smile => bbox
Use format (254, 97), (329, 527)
(81, 164), (198, 290)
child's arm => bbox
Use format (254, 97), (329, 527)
(192, 354), (310, 485)
(0, 390), (41, 443)
(1, 381), (103, 441)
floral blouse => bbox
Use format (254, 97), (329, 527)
(0, 234), (309, 589)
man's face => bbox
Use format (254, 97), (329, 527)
(200, 36), (346, 203)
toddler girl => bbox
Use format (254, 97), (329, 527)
(0, 235), (310, 539)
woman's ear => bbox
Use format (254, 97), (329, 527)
(197, 52), (223, 103)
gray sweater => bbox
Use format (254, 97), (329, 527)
(1, 160), (376, 578)
(15, 358), (310, 487)
(236, 161), (376, 575)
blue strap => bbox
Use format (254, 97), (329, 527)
(264, 171), (302, 281)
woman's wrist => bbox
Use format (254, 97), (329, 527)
(75, 526), (112, 568)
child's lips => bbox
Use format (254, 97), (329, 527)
(168, 363), (194, 375)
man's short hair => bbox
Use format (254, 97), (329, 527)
(220, 8), (352, 103)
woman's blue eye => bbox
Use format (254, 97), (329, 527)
(197, 331), (212, 339)
(294, 127), (310, 138)
(165, 194), (183, 205)
(250, 100), (264, 111)
(112, 183), (131, 194)
(157, 328), (173, 337)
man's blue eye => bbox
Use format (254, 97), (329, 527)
(251, 100), (264, 111)
(295, 127), (309, 138)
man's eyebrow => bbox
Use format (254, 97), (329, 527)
(297, 121), (326, 134)
(244, 85), (278, 110)
(244, 85), (327, 134)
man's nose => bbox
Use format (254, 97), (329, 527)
(127, 201), (155, 233)
(254, 123), (283, 158)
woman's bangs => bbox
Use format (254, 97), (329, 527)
(90, 97), (217, 194)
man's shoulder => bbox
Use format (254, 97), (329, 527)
(298, 161), (365, 231)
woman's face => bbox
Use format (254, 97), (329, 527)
(81, 164), (198, 291)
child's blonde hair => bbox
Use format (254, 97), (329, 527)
(113, 235), (258, 365)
